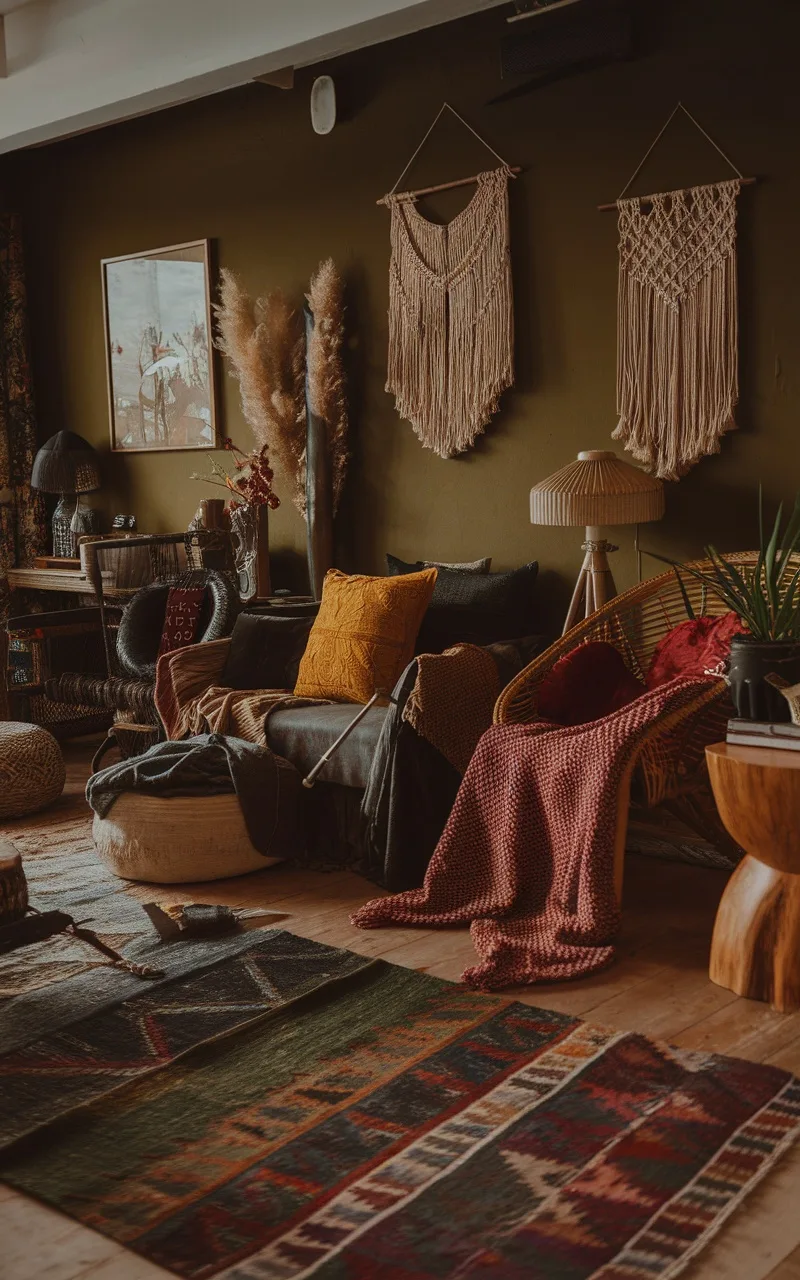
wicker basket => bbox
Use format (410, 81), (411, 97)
(92, 791), (285, 884)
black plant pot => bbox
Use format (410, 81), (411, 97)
(727, 636), (800, 722)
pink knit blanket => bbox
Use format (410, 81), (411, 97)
(352, 677), (724, 990)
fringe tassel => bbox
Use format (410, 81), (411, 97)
(613, 180), (740, 482)
(385, 167), (514, 459)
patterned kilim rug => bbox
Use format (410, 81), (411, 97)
(0, 792), (154, 999)
(0, 776), (286, 1051)
(1, 931), (798, 1280)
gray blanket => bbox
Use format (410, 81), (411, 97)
(86, 733), (301, 858)
(360, 636), (547, 890)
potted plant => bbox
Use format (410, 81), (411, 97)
(660, 489), (800, 722)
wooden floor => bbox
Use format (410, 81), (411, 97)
(3, 739), (800, 1280)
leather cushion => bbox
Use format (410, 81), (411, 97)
(222, 613), (314, 691)
(267, 703), (388, 788)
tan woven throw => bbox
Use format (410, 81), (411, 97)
(403, 644), (500, 775)
(613, 178), (741, 481)
(385, 166), (514, 458)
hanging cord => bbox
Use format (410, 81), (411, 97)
(616, 101), (745, 203)
(389, 102), (514, 196)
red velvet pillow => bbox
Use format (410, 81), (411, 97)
(646, 612), (743, 689)
(157, 586), (207, 659)
(537, 641), (646, 727)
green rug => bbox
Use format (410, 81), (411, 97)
(1, 930), (798, 1280)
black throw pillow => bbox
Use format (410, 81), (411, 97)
(221, 613), (314, 691)
(386, 554), (491, 575)
(387, 555), (539, 652)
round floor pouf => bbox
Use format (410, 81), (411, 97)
(92, 791), (285, 883)
(0, 722), (66, 820)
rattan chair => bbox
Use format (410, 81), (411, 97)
(6, 531), (239, 764)
(494, 553), (766, 860)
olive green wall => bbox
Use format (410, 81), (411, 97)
(5, 0), (800, 619)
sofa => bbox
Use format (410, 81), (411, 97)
(154, 611), (544, 889)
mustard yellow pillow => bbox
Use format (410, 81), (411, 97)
(294, 568), (437, 703)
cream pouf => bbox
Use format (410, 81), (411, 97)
(0, 721), (66, 819)
(92, 790), (285, 884)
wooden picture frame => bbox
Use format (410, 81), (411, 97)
(102, 239), (219, 452)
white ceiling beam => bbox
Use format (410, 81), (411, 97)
(0, 0), (507, 155)
(254, 68), (296, 90)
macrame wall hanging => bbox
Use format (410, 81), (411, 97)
(600, 103), (756, 482)
(378, 104), (520, 459)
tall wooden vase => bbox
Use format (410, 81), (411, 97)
(304, 302), (334, 601)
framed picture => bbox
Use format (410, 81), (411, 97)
(102, 239), (218, 452)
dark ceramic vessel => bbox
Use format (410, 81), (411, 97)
(727, 635), (800, 722)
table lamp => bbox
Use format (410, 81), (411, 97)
(31, 430), (101, 557)
(530, 449), (664, 633)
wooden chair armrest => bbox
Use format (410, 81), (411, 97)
(6, 607), (114, 632)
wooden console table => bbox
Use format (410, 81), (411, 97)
(706, 741), (800, 1013)
(7, 566), (128, 597)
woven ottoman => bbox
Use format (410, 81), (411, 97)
(92, 791), (285, 884)
(0, 722), (66, 819)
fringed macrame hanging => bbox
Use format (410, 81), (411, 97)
(379, 105), (518, 459)
(606, 104), (755, 482)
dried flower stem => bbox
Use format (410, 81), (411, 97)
(214, 270), (306, 511)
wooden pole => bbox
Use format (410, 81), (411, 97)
(304, 303), (334, 601)
(255, 503), (272, 599)
(378, 167), (522, 206)
(597, 176), (756, 212)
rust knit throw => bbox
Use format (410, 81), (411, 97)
(352, 677), (723, 989)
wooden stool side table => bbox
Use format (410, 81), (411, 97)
(706, 742), (800, 1013)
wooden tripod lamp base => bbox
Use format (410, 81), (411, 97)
(563, 527), (619, 634)
(529, 450), (665, 635)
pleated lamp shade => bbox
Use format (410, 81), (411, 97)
(530, 450), (664, 528)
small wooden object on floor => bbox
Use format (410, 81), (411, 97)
(0, 842), (28, 922)
(706, 742), (800, 1013)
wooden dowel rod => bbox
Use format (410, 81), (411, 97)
(597, 176), (757, 212)
(377, 166), (522, 206)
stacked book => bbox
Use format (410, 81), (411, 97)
(727, 719), (800, 752)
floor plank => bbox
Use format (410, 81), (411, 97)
(766, 1246), (800, 1280)
(1, 736), (799, 1280)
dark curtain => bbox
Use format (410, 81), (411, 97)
(0, 215), (45, 716)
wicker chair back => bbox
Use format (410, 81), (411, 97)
(494, 554), (765, 847)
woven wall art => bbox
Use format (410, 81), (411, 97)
(380, 104), (517, 459)
(385, 167), (514, 459)
(613, 178), (741, 481)
(606, 103), (753, 481)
